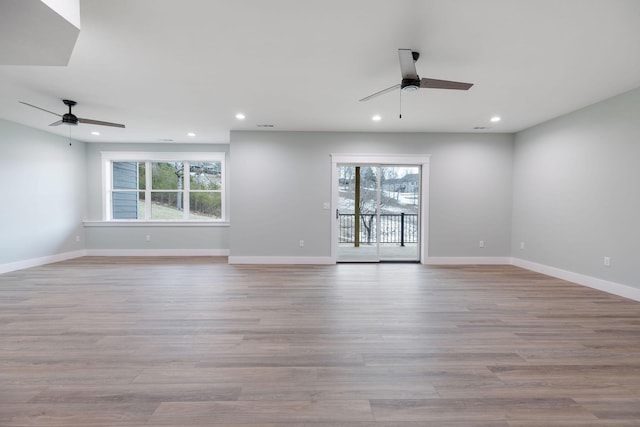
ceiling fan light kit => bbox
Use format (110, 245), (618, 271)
(401, 79), (421, 92)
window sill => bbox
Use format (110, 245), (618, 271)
(83, 220), (230, 228)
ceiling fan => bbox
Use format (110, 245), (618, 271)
(360, 49), (474, 102)
(19, 99), (125, 128)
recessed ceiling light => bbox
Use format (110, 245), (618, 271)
(372, 115), (382, 121)
(490, 116), (501, 123)
(187, 132), (196, 137)
(236, 113), (246, 120)
(91, 131), (100, 136)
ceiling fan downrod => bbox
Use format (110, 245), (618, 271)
(62, 99), (78, 125)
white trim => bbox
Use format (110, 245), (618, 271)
(511, 258), (640, 302)
(83, 220), (230, 227)
(86, 249), (229, 257)
(101, 152), (226, 162)
(330, 162), (339, 262)
(412, 256), (640, 302)
(330, 153), (432, 165)
(419, 162), (430, 264)
(426, 256), (512, 265)
(375, 167), (381, 260)
(228, 256), (334, 265)
(0, 249), (233, 275)
(4, 250), (638, 303)
(0, 250), (87, 274)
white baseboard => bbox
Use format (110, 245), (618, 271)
(424, 256), (640, 302)
(426, 256), (512, 265)
(0, 249), (230, 275)
(85, 249), (229, 257)
(228, 256), (334, 265)
(0, 250), (87, 274)
(511, 258), (640, 302)
(4, 250), (638, 303)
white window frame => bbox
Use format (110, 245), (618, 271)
(102, 151), (226, 222)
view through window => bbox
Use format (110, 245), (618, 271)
(104, 153), (225, 221)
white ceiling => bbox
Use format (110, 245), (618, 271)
(1, 0), (640, 143)
(0, 0), (80, 66)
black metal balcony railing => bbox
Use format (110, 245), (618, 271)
(338, 213), (418, 245)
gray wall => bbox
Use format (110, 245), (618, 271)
(229, 131), (514, 258)
(0, 119), (86, 264)
(84, 224), (229, 252)
(84, 142), (230, 252)
(5, 84), (638, 291)
(512, 87), (640, 289)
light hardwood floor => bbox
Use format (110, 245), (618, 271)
(1, 257), (640, 426)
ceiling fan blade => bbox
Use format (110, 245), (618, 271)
(420, 78), (473, 90)
(398, 49), (418, 80)
(20, 101), (62, 117)
(49, 120), (63, 126)
(78, 118), (126, 128)
(359, 84), (401, 102)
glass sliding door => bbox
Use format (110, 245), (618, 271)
(337, 165), (380, 262)
(337, 164), (420, 262)
(378, 165), (420, 261)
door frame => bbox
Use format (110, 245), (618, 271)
(330, 153), (431, 264)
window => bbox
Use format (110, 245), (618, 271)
(103, 152), (225, 221)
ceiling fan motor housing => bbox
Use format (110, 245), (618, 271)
(401, 78), (421, 92)
(62, 113), (79, 125)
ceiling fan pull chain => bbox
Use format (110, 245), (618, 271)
(399, 89), (402, 119)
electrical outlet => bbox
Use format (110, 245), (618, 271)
(146, 235), (151, 242)
(520, 242), (525, 250)
(299, 240), (304, 247)
(479, 240), (485, 248)
(75, 235), (81, 242)
(604, 256), (611, 267)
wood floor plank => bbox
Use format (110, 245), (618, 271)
(573, 397), (640, 420)
(28, 383), (242, 404)
(0, 385), (46, 404)
(237, 381), (439, 401)
(110, 423), (509, 427)
(370, 398), (597, 422)
(0, 402), (158, 426)
(1, 257), (640, 425)
(509, 421), (640, 427)
(148, 400), (375, 424)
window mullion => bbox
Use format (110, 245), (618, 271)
(145, 161), (152, 220)
(220, 159), (225, 221)
(183, 161), (190, 220)
(106, 163), (112, 220)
